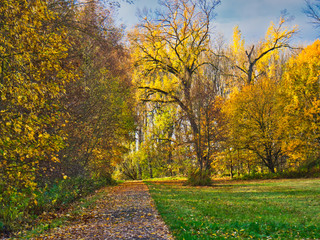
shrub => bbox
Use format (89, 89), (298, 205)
(0, 175), (115, 235)
(187, 169), (212, 186)
(0, 185), (34, 233)
(31, 176), (115, 215)
(234, 167), (320, 181)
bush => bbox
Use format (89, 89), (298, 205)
(234, 168), (320, 180)
(0, 186), (34, 233)
(32, 176), (115, 215)
(186, 169), (212, 186)
(0, 175), (115, 235)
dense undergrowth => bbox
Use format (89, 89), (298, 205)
(0, 176), (115, 237)
(185, 166), (320, 186)
(233, 167), (320, 181)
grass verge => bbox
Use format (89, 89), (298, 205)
(0, 176), (116, 236)
(147, 178), (320, 239)
(8, 183), (114, 239)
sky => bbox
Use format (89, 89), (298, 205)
(117, 0), (319, 45)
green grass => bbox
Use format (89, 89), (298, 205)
(144, 176), (187, 182)
(147, 179), (320, 239)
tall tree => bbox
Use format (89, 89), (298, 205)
(281, 40), (320, 167)
(57, 0), (135, 181)
(0, 0), (74, 224)
(229, 18), (297, 85)
(130, 0), (220, 171)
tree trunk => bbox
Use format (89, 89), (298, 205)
(230, 162), (234, 179)
(168, 150), (173, 176)
(167, 126), (174, 176)
(266, 157), (275, 173)
(247, 64), (253, 85)
(137, 163), (142, 180)
(182, 72), (203, 171)
(137, 125), (143, 179)
(148, 158), (153, 178)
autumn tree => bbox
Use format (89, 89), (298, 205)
(229, 18), (297, 86)
(219, 18), (298, 177)
(0, 0), (74, 226)
(130, 0), (221, 172)
(121, 99), (192, 179)
(0, 0), (137, 232)
(223, 78), (285, 173)
(56, 0), (135, 181)
(281, 40), (320, 168)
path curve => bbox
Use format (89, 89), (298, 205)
(38, 181), (173, 240)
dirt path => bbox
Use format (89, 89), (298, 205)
(37, 181), (173, 240)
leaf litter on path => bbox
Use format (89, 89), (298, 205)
(34, 181), (173, 240)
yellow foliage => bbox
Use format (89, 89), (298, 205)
(0, 0), (74, 205)
(223, 78), (284, 172)
(281, 40), (320, 160)
(229, 17), (297, 86)
(231, 26), (245, 56)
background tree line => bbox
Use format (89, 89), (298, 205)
(123, 0), (320, 183)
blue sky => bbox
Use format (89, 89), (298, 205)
(117, 0), (318, 45)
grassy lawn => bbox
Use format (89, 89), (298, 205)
(147, 179), (320, 239)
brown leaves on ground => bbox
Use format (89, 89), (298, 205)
(34, 181), (173, 240)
